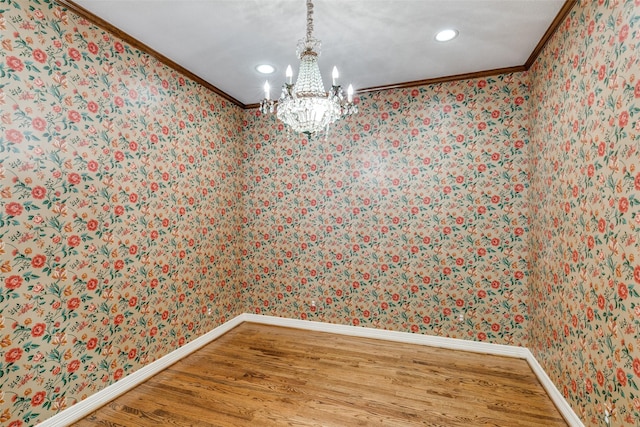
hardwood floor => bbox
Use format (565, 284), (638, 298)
(73, 323), (567, 426)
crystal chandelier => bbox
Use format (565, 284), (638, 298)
(260, 0), (357, 137)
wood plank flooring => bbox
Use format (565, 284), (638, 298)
(73, 323), (567, 426)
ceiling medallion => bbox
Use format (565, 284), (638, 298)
(260, 0), (357, 138)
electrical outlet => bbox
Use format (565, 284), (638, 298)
(457, 313), (464, 323)
(207, 306), (212, 316)
(604, 410), (610, 426)
(311, 300), (316, 308)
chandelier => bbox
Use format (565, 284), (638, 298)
(260, 0), (357, 137)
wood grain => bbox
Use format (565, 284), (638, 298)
(73, 323), (567, 426)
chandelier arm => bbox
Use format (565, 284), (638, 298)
(306, 0), (314, 41)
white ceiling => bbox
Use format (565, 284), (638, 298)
(73, 0), (567, 106)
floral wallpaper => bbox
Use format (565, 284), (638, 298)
(3, 0), (638, 425)
(241, 74), (532, 345)
(528, 0), (640, 425)
(0, 1), (245, 425)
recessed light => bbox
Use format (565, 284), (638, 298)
(435, 29), (458, 42)
(256, 64), (275, 74)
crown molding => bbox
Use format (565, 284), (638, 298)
(525, 0), (578, 69)
(54, 0), (247, 109)
(53, 0), (577, 110)
(357, 65), (527, 94)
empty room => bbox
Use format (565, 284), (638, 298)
(0, 0), (638, 426)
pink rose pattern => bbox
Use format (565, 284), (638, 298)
(529, 0), (640, 425)
(242, 78), (532, 338)
(0, 1), (243, 425)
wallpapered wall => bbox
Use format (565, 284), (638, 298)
(528, 0), (640, 425)
(241, 75), (531, 344)
(0, 1), (245, 425)
(2, 0), (639, 426)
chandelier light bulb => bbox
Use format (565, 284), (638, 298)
(264, 81), (270, 100)
(347, 84), (354, 103)
(286, 65), (293, 84)
(332, 66), (339, 86)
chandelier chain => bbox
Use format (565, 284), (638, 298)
(306, 0), (314, 41)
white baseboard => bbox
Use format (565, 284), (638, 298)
(37, 315), (245, 427)
(242, 314), (584, 427)
(524, 349), (585, 427)
(39, 313), (583, 427)
(240, 313), (529, 358)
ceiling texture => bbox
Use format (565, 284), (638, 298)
(63, 0), (573, 108)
